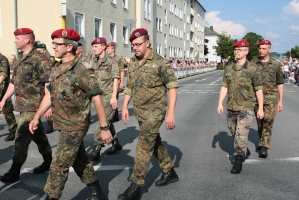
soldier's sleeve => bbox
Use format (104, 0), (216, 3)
(276, 62), (284, 85)
(118, 58), (125, 72)
(77, 65), (102, 98)
(0, 56), (8, 78)
(111, 60), (120, 79)
(123, 69), (132, 96)
(159, 60), (179, 89)
(37, 55), (52, 84)
(252, 67), (263, 91)
(221, 67), (228, 88)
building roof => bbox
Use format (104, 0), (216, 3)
(205, 26), (219, 36)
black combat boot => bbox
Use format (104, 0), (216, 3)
(4, 131), (16, 141)
(231, 155), (245, 174)
(245, 148), (251, 159)
(107, 138), (122, 155)
(45, 195), (58, 200)
(118, 183), (141, 200)
(155, 168), (179, 187)
(88, 145), (102, 162)
(33, 153), (52, 174)
(45, 120), (54, 134)
(259, 147), (268, 158)
(87, 180), (106, 200)
(0, 162), (23, 184)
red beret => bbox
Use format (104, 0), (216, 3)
(106, 42), (115, 47)
(51, 29), (80, 42)
(14, 28), (33, 36)
(258, 40), (271, 47)
(233, 39), (249, 48)
(91, 37), (107, 45)
(129, 28), (148, 42)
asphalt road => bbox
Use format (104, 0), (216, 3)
(0, 70), (299, 200)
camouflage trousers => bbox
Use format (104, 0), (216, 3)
(254, 104), (277, 149)
(13, 112), (52, 164)
(44, 129), (98, 199)
(94, 101), (117, 145)
(227, 110), (254, 156)
(130, 120), (174, 186)
(2, 99), (17, 132)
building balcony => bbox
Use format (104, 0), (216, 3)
(190, 25), (194, 32)
(191, 7), (194, 15)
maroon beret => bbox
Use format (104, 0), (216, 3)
(258, 40), (271, 47)
(91, 37), (107, 45)
(51, 29), (80, 42)
(14, 28), (33, 36)
(106, 42), (115, 47)
(129, 28), (148, 42)
(233, 39), (249, 48)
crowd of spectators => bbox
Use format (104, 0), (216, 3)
(281, 57), (299, 86)
(170, 59), (219, 69)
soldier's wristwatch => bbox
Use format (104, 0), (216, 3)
(100, 125), (109, 131)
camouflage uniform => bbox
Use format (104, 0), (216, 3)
(0, 54), (17, 133)
(124, 49), (178, 186)
(78, 54), (91, 64)
(252, 57), (284, 148)
(222, 61), (263, 156)
(91, 53), (119, 144)
(44, 57), (102, 199)
(11, 48), (52, 164)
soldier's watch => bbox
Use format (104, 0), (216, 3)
(100, 125), (109, 131)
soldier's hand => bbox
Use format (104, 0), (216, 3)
(100, 130), (113, 144)
(119, 82), (125, 90)
(122, 108), (129, 124)
(29, 118), (39, 134)
(0, 101), (6, 114)
(257, 109), (264, 119)
(165, 113), (176, 130)
(217, 105), (223, 116)
(278, 101), (283, 112)
(44, 108), (52, 120)
(110, 97), (117, 110)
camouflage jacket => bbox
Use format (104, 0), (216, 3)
(91, 53), (119, 102)
(78, 54), (91, 65)
(113, 54), (125, 73)
(222, 61), (263, 111)
(48, 56), (102, 131)
(124, 49), (179, 121)
(0, 54), (10, 100)
(252, 57), (284, 104)
(11, 48), (51, 112)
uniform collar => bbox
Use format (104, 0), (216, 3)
(50, 56), (79, 80)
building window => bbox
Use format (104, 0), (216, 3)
(110, 22), (116, 42)
(110, 0), (116, 4)
(165, 10), (167, 25)
(186, 15), (190, 24)
(94, 18), (102, 38)
(75, 12), (85, 38)
(144, 0), (151, 20)
(156, 18), (162, 32)
(123, 26), (128, 44)
(123, 0), (128, 9)
(157, 0), (162, 7)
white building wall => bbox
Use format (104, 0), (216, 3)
(206, 35), (221, 62)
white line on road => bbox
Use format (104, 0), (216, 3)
(227, 155), (299, 164)
(198, 92), (208, 93)
(21, 165), (132, 174)
(194, 90), (203, 91)
(181, 90), (190, 91)
(195, 78), (207, 81)
(210, 77), (223, 85)
(206, 90), (215, 91)
(185, 92), (195, 93)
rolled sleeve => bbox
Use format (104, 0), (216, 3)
(166, 81), (179, 89)
(0, 72), (7, 77)
(124, 87), (132, 96)
(254, 86), (263, 91)
(86, 87), (102, 98)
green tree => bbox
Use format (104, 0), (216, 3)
(285, 45), (299, 59)
(242, 32), (263, 61)
(214, 32), (236, 63)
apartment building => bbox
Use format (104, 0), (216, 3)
(204, 26), (221, 62)
(0, 0), (206, 61)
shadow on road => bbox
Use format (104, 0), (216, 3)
(0, 145), (14, 166)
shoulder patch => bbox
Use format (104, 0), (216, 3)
(82, 62), (91, 68)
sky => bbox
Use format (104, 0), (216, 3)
(199, 0), (299, 53)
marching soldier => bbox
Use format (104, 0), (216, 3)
(217, 40), (264, 174)
(87, 37), (122, 161)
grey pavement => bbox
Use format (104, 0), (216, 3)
(1, 71), (299, 200)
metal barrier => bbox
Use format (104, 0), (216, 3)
(173, 66), (217, 79)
